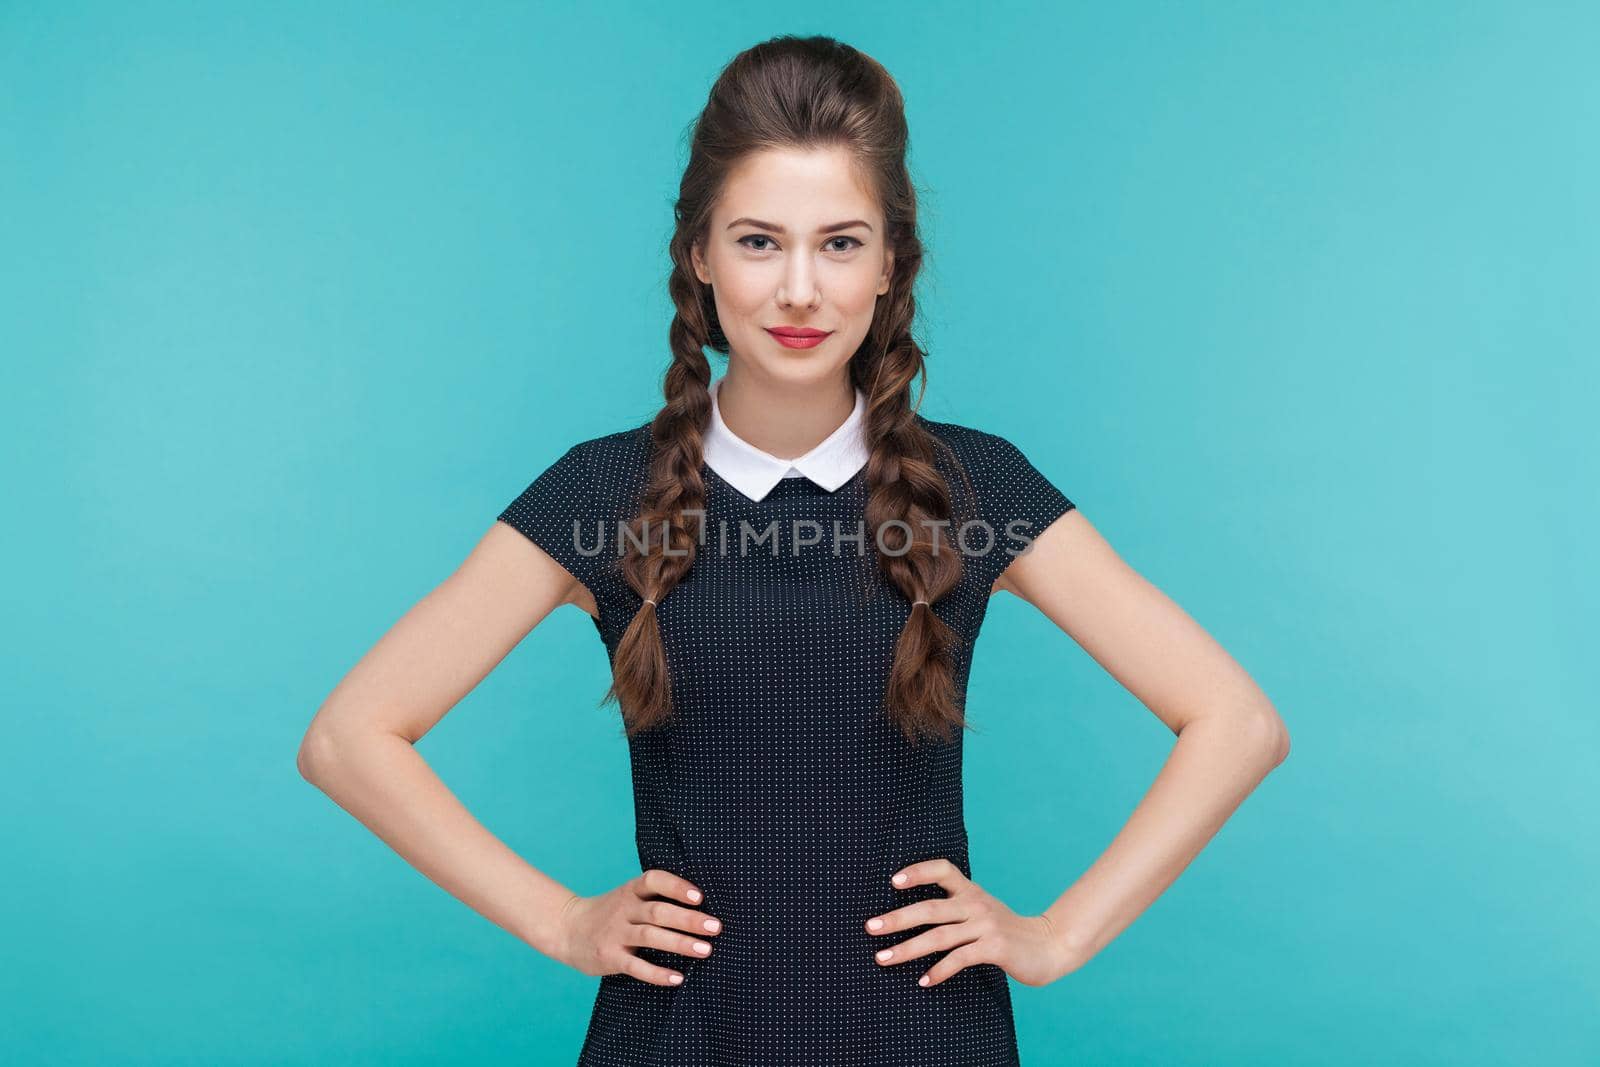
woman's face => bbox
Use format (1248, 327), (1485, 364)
(691, 145), (894, 389)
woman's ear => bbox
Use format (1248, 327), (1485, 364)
(691, 240), (711, 286)
(878, 248), (894, 295)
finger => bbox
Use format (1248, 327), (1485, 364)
(629, 920), (715, 961)
(874, 922), (978, 967)
(613, 946), (688, 988)
(636, 897), (724, 936)
(890, 856), (967, 894)
(864, 896), (964, 935)
(918, 941), (988, 988)
(635, 868), (707, 906)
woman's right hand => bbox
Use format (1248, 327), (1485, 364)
(552, 869), (723, 986)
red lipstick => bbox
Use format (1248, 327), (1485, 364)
(766, 326), (832, 350)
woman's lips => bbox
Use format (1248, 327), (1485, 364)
(765, 327), (832, 350)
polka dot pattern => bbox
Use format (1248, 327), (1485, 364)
(497, 415), (1076, 1066)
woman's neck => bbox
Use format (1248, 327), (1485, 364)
(714, 372), (856, 460)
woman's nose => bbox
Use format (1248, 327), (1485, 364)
(779, 263), (821, 308)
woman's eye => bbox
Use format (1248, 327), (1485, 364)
(736, 235), (864, 253)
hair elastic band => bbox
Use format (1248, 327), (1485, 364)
(913, 599), (929, 607)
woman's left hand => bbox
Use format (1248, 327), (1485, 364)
(864, 857), (1084, 988)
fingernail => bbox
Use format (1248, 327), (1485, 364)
(876, 949), (893, 961)
(688, 889), (702, 902)
(918, 974), (930, 987)
(693, 941), (711, 954)
(867, 918), (883, 931)
(704, 919), (720, 932)
(670, 973), (684, 984)
(892, 873), (907, 886)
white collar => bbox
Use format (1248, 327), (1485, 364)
(703, 376), (870, 502)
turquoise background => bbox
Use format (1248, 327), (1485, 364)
(3, 1), (1594, 1063)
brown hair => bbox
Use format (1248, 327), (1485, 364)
(603, 34), (973, 745)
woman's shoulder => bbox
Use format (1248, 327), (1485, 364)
(561, 420), (655, 469)
(912, 412), (1076, 527)
(912, 412), (1031, 467)
(542, 421), (655, 513)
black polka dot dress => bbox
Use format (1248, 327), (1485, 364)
(497, 404), (1075, 1067)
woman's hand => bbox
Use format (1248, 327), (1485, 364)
(864, 857), (1084, 988)
(553, 869), (724, 987)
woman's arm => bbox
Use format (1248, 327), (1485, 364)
(296, 521), (596, 962)
(995, 510), (1290, 971)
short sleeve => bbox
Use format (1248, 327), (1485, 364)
(979, 433), (1076, 574)
(496, 442), (609, 595)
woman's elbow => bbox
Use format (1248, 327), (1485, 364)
(296, 726), (341, 785)
(1257, 708), (1290, 767)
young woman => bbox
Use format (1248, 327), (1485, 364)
(299, 34), (1289, 1066)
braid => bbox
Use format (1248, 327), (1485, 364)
(601, 264), (713, 736)
(858, 335), (971, 744)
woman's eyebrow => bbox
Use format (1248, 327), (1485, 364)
(725, 217), (874, 234)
